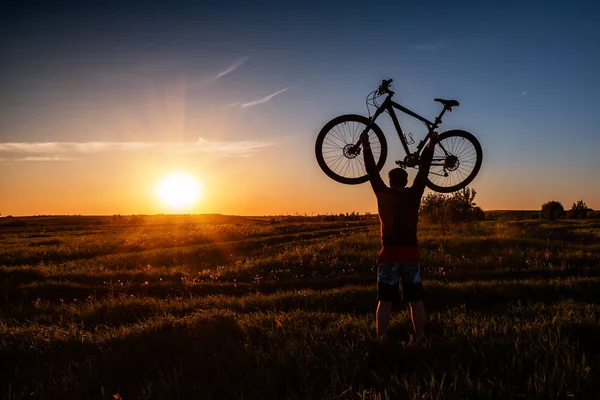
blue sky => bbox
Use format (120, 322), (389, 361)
(1, 0), (599, 215)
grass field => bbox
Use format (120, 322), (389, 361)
(1, 215), (600, 399)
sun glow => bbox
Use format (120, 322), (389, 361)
(155, 173), (203, 210)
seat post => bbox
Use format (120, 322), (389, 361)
(433, 107), (448, 128)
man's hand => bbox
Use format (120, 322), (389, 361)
(360, 132), (370, 146)
(415, 132), (437, 193)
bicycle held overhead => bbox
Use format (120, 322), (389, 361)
(315, 79), (483, 193)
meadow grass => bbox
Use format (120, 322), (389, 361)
(1, 216), (599, 399)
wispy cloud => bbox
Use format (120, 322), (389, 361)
(0, 138), (274, 162)
(193, 57), (250, 88)
(241, 87), (291, 108)
(520, 91), (528, 96)
(0, 142), (156, 154)
(195, 138), (273, 156)
(222, 101), (241, 109)
(414, 43), (445, 51)
(14, 156), (83, 162)
(215, 57), (249, 80)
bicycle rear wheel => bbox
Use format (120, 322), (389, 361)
(315, 114), (388, 185)
(425, 130), (482, 193)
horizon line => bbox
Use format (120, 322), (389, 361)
(0, 209), (562, 219)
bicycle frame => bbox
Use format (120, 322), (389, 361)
(359, 93), (450, 167)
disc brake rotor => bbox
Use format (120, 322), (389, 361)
(444, 155), (459, 171)
(343, 144), (359, 159)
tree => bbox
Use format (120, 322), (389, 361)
(541, 201), (565, 220)
(568, 199), (592, 219)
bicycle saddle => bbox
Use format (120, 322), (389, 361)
(434, 98), (460, 108)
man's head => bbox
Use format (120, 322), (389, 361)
(388, 168), (408, 189)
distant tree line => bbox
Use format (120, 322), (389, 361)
(541, 199), (596, 220)
(419, 189), (597, 223)
(269, 212), (375, 224)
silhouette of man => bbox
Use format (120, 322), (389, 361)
(360, 131), (438, 340)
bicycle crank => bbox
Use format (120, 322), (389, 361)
(394, 160), (407, 169)
(395, 153), (419, 169)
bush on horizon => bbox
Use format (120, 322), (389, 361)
(420, 187), (485, 224)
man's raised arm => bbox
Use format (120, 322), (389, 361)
(412, 133), (438, 195)
(360, 135), (387, 192)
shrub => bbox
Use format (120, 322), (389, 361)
(541, 201), (565, 220)
(420, 193), (448, 223)
(420, 187), (485, 224)
(568, 199), (592, 219)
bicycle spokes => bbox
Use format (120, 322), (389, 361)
(322, 121), (381, 178)
(429, 135), (479, 188)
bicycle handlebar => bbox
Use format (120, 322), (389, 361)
(377, 79), (394, 95)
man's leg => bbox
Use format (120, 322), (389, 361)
(376, 301), (393, 338)
(376, 263), (401, 340)
(402, 262), (425, 337)
(409, 300), (425, 337)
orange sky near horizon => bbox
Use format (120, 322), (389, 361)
(2, 139), (598, 217)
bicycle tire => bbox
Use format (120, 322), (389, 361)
(425, 130), (483, 193)
(315, 114), (388, 185)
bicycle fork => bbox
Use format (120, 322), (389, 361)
(347, 109), (386, 156)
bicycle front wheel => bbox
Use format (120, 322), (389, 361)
(425, 130), (483, 193)
(315, 114), (388, 185)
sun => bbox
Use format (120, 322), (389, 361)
(155, 173), (203, 210)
